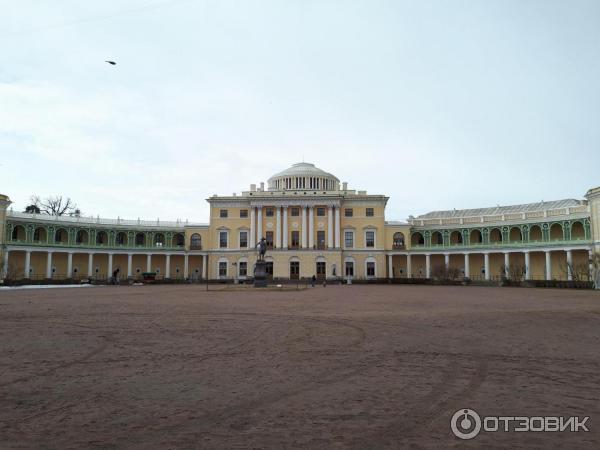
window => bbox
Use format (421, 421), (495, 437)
(366, 208), (374, 217)
(265, 231), (274, 248)
(367, 262), (375, 277)
(317, 207), (326, 216)
(220, 209), (228, 218)
(290, 261), (300, 279)
(239, 231), (248, 248)
(345, 261), (354, 277)
(265, 262), (273, 278)
(366, 230), (375, 248)
(316, 261), (326, 277)
(266, 207), (274, 217)
(240, 209), (248, 218)
(219, 231), (228, 248)
(291, 207), (300, 217)
(190, 233), (202, 249)
(317, 230), (326, 249)
(239, 261), (247, 277)
(291, 231), (300, 248)
(345, 208), (353, 217)
(219, 261), (227, 277)
(345, 231), (354, 248)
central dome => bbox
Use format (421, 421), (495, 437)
(268, 162), (339, 191)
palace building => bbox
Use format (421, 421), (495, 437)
(1, 162), (599, 283)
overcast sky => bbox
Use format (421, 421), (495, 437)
(1, 0), (599, 223)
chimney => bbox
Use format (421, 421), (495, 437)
(260, 182), (265, 191)
(250, 184), (256, 192)
(342, 182), (348, 191)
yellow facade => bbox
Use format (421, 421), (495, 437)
(1, 162), (599, 284)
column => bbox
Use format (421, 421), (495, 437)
(2, 249), (8, 279)
(484, 253), (490, 280)
(257, 207), (263, 241)
(335, 207), (341, 248)
(146, 254), (152, 272)
(276, 207), (281, 248)
(308, 206), (314, 249)
(67, 252), (73, 277)
(407, 254), (412, 278)
(24, 250), (31, 278)
(388, 254), (393, 279)
(184, 253), (189, 279)
(127, 254), (133, 278)
(524, 251), (531, 280)
(165, 254), (171, 279)
(108, 253), (113, 277)
(425, 254), (431, 278)
(545, 251), (552, 280)
(444, 253), (450, 269)
(504, 252), (510, 278)
(327, 206), (333, 249)
(202, 254), (207, 279)
(464, 253), (470, 278)
(566, 250), (573, 281)
(88, 253), (93, 277)
(282, 207), (288, 248)
(250, 207), (256, 248)
(301, 206), (307, 248)
(46, 252), (53, 279)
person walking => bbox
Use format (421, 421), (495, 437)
(311, 274), (316, 288)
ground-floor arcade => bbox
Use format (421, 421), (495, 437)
(386, 247), (593, 281)
(3, 247), (207, 281)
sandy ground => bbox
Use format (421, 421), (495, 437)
(0, 284), (599, 450)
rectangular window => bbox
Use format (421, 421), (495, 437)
(345, 261), (354, 277)
(291, 231), (300, 248)
(219, 261), (227, 277)
(220, 209), (228, 218)
(265, 207), (274, 217)
(239, 261), (247, 277)
(290, 261), (300, 279)
(316, 207), (326, 216)
(317, 230), (326, 249)
(266, 231), (274, 248)
(366, 230), (375, 248)
(345, 208), (353, 217)
(316, 261), (326, 277)
(291, 207), (300, 217)
(345, 231), (354, 248)
(240, 209), (248, 218)
(219, 231), (228, 248)
(367, 262), (375, 277)
(239, 231), (248, 248)
(366, 208), (374, 217)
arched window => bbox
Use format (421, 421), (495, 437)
(190, 233), (202, 249)
(489, 228), (502, 243)
(411, 232), (424, 246)
(55, 228), (69, 244)
(393, 232), (405, 249)
(431, 231), (443, 245)
(116, 232), (127, 246)
(449, 231), (463, 245)
(529, 225), (543, 241)
(96, 231), (108, 245)
(154, 233), (165, 247)
(509, 227), (522, 242)
(550, 223), (563, 241)
(571, 221), (585, 240)
(11, 225), (27, 241)
(33, 227), (47, 243)
(172, 233), (185, 247)
(135, 233), (146, 246)
(470, 229), (482, 244)
(76, 230), (89, 245)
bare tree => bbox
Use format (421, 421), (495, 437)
(565, 262), (591, 282)
(508, 264), (526, 282)
(31, 195), (81, 216)
(591, 252), (600, 289)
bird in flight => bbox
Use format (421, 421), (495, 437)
(105, 60), (116, 65)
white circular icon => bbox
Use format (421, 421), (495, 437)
(451, 408), (481, 440)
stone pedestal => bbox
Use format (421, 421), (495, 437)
(254, 260), (268, 288)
